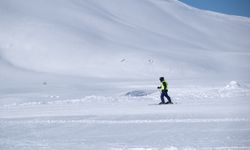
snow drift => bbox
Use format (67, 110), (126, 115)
(0, 0), (250, 79)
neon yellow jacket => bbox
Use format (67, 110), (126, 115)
(161, 80), (168, 91)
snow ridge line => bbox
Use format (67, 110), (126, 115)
(1, 118), (249, 124)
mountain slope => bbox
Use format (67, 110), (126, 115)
(0, 0), (250, 79)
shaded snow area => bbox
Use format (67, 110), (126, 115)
(1, 0), (250, 149)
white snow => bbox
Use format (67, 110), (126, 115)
(0, 0), (250, 150)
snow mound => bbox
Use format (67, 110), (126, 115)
(224, 81), (247, 90)
(217, 81), (250, 98)
(165, 82), (250, 102)
(125, 90), (155, 97)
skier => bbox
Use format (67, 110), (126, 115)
(157, 77), (173, 104)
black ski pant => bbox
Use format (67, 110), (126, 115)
(160, 90), (171, 103)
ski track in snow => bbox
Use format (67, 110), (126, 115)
(1, 118), (249, 124)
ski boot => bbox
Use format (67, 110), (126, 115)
(165, 101), (173, 104)
(159, 102), (165, 105)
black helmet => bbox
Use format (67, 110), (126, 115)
(159, 77), (164, 81)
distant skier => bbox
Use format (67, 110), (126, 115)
(157, 77), (173, 104)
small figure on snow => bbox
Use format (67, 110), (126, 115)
(157, 77), (173, 105)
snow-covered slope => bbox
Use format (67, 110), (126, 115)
(0, 0), (250, 79)
(1, 1), (250, 149)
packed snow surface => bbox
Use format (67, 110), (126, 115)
(0, 0), (250, 150)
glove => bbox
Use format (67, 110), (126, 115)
(157, 86), (161, 89)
